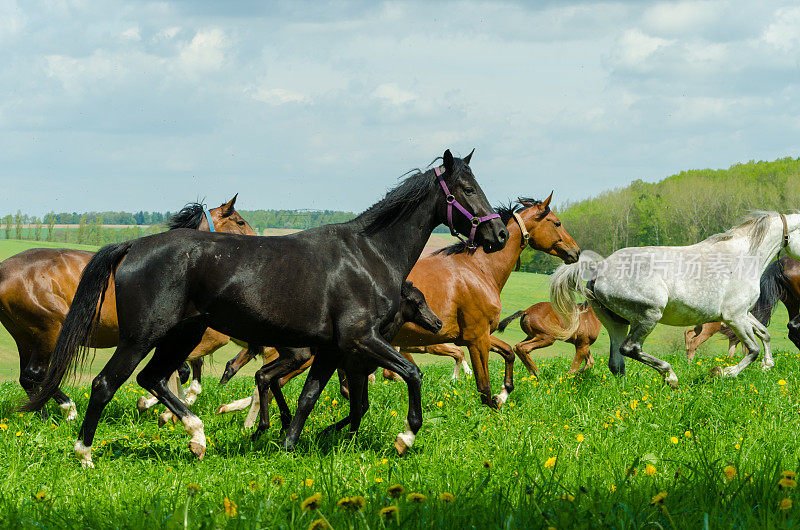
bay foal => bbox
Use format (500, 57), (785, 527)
(496, 301), (601, 374)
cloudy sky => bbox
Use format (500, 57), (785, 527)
(1, 1), (799, 216)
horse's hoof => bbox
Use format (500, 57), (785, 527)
(189, 441), (206, 460)
(708, 366), (724, 377)
(215, 405), (227, 414)
(136, 396), (149, 413)
(761, 363), (774, 371)
(157, 415), (167, 427)
(394, 434), (411, 456)
(250, 427), (266, 442)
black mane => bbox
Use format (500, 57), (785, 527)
(355, 161), (449, 235)
(166, 203), (205, 230)
(434, 197), (546, 256)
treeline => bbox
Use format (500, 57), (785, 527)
(519, 156), (800, 273)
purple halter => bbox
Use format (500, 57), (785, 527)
(435, 165), (500, 250)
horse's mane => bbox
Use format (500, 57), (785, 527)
(434, 197), (547, 256)
(704, 211), (777, 252)
(356, 159), (456, 235)
(167, 203), (206, 230)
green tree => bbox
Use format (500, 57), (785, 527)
(33, 218), (42, 241)
(14, 210), (22, 239)
(46, 213), (55, 242)
(77, 215), (87, 244)
(3, 215), (11, 239)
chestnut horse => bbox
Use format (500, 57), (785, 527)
(684, 255), (800, 359)
(0, 196), (253, 418)
(224, 196), (580, 413)
(495, 301), (601, 374)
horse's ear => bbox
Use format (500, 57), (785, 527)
(222, 193), (238, 215)
(463, 148), (475, 165)
(541, 191), (553, 210)
(443, 149), (454, 173)
(518, 197), (534, 207)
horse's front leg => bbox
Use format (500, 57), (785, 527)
(466, 336), (496, 408)
(487, 334), (515, 406)
(713, 316), (763, 377)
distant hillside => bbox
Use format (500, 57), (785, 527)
(520, 156), (800, 273)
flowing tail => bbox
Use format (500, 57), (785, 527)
(721, 258), (788, 341)
(21, 241), (133, 412)
(549, 251), (603, 340)
(497, 311), (525, 332)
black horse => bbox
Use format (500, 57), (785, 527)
(25, 149), (507, 467)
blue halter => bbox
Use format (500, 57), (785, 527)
(203, 209), (216, 232)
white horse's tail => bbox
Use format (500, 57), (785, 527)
(549, 251), (603, 340)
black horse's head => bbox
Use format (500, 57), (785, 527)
(436, 149), (507, 253)
(400, 281), (442, 333)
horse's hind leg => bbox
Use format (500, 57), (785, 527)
(619, 316), (678, 387)
(136, 320), (209, 460)
(185, 359), (204, 405)
(252, 347), (313, 439)
(76, 341), (154, 467)
(749, 314), (773, 369)
(590, 302), (629, 375)
(714, 317), (761, 378)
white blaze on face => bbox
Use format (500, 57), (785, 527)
(182, 415), (206, 448)
(74, 440), (94, 468)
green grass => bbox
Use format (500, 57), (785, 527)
(1, 240), (800, 528)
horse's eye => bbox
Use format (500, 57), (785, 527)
(554, 221), (561, 227)
(237, 220), (245, 226)
(464, 187), (475, 194)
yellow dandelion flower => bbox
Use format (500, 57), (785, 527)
(248, 480), (259, 492)
(723, 465), (737, 481)
(0, 423), (6, 431)
(223, 497), (237, 517)
(337, 495), (366, 511)
(15, 431), (21, 437)
(272, 475), (284, 486)
(645, 464), (657, 476)
(439, 492), (455, 502)
(630, 400), (638, 410)
(301, 493), (322, 511)
(436, 401), (443, 407)
(331, 399), (338, 406)
(308, 519), (330, 530)
(374, 477), (383, 483)
(33, 491), (47, 502)
(779, 379), (787, 386)
(782, 471), (798, 479)
(290, 493), (298, 501)
(610, 485), (617, 492)
(379, 505), (399, 520)
(779, 477), (797, 490)
(562, 493), (575, 502)
(576, 434), (585, 442)
(304, 478), (314, 487)
(735, 443), (741, 450)
(684, 430), (691, 438)
(650, 491), (667, 505)
(779, 497), (793, 511)
(406, 492), (427, 503)
(544, 457), (557, 468)
(388, 484), (406, 498)
(670, 436), (679, 444)
(381, 458), (388, 465)
(390, 410), (397, 416)
(187, 483), (200, 496)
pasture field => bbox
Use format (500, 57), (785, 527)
(0, 239), (798, 528)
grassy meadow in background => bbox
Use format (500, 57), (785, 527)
(0, 239), (798, 528)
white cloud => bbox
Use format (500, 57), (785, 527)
(248, 87), (309, 105)
(372, 83), (417, 106)
(609, 29), (674, 70)
(762, 6), (800, 51)
(120, 26), (140, 42)
(154, 26), (181, 41)
(179, 28), (227, 73)
(641, 1), (724, 36)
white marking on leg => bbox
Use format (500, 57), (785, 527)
(184, 380), (202, 405)
(493, 385), (510, 405)
(396, 420), (415, 449)
(451, 361), (461, 380)
(244, 388), (262, 429)
(664, 370), (678, 388)
(461, 360), (472, 376)
(182, 415), (206, 448)
(60, 401), (78, 421)
(217, 396), (253, 414)
(138, 395), (159, 410)
(74, 440), (94, 468)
